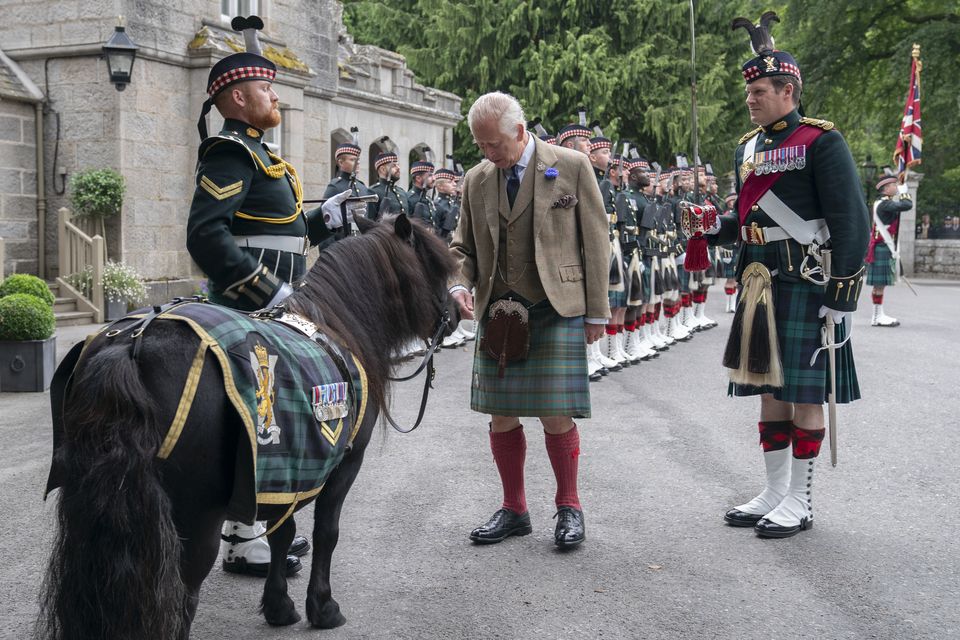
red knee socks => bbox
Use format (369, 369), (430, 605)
(545, 426), (581, 510)
(758, 420), (792, 452)
(490, 426), (527, 514)
(724, 286), (736, 295)
(792, 425), (825, 459)
(872, 292), (883, 305)
(605, 324), (617, 336)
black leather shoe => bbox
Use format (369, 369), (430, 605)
(289, 535), (310, 557)
(469, 508), (533, 544)
(553, 506), (585, 548)
(754, 516), (812, 538)
(222, 554), (302, 577)
(724, 508), (764, 527)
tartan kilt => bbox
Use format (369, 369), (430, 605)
(720, 245), (739, 279)
(866, 243), (896, 286)
(641, 256), (654, 303)
(678, 262), (691, 292)
(471, 302), (591, 417)
(729, 245), (861, 405)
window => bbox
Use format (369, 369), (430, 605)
(221, 0), (260, 21)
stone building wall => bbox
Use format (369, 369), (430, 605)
(914, 240), (960, 279)
(0, 100), (38, 275)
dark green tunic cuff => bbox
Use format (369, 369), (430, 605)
(825, 266), (866, 312)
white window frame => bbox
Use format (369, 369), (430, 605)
(263, 110), (283, 156)
(221, 0), (260, 22)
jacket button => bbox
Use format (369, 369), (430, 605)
(751, 204), (759, 212)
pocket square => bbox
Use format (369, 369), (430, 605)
(551, 194), (578, 209)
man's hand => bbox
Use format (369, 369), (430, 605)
(818, 305), (847, 325)
(584, 322), (605, 344)
(452, 288), (474, 320)
(897, 183), (909, 196)
(321, 189), (352, 229)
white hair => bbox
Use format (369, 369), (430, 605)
(467, 91), (526, 137)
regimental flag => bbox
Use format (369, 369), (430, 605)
(893, 44), (923, 179)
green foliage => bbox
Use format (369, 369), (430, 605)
(69, 169), (125, 220)
(0, 293), (56, 341)
(0, 274), (54, 306)
(66, 261), (148, 304)
(344, 0), (958, 219)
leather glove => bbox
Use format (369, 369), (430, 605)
(266, 282), (294, 308)
(321, 189), (352, 229)
(818, 305), (847, 325)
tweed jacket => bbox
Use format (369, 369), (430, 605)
(450, 136), (610, 320)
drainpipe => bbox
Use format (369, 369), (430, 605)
(35, 101), (46, 279)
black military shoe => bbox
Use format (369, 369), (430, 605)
(754, 516), (812, 538)
(289, 535), (311, 557)
(553, 506), (585, 548)
(469, 508), (533, 544)
(724, 508), (765, 527)
(222, 554), (302, 578)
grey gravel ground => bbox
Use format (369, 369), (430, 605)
(2, 279), (958, 640)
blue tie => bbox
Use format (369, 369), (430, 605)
(506, 165), (520, 209)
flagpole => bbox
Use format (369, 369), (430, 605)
(894, 44), (921, 294)
(689, 0), (700, 204)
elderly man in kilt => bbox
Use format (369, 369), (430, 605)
(704, 13), (870, 539)
(866, 176), (913, 327)
(450, 92), (609, 548)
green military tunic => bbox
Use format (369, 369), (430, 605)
(866, 195), (912, 286)
(433, 193), (459, 242)
(711, 108), (870, 404)
(187, 118), (333, 311)
(407, 186), (437, 227)
(322, 170), (379, 220)
(369, 179), (409, 220)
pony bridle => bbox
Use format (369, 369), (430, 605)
(384, 288), (451, 434)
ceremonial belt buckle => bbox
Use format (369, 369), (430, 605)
(743, 222), (766, 245)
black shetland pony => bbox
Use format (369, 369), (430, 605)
(38, 214), (457, 639)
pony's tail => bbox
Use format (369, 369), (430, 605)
(37, 344), (185, 640)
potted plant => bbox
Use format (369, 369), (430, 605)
(0, 274), (56, 392)
(101, 260), (148, 320)
(65, 262), (148, 321)
(69, 168), (125, 246)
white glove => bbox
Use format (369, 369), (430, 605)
(818, 305), (847, 325)
(321, 189), (352, 229)
(267, 282), (294, 308)
(896, 183), (909, 196)
(704, 215), (722, 235)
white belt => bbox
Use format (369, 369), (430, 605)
(233, 234), (308, 255)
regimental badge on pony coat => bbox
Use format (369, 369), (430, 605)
(250, 342), (282, 445)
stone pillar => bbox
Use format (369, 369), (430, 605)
(900, 172), (923, 276)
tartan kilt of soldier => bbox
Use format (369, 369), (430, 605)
(608, 239), (628, 309)
(640, 256), (654, 303)
(677, 261), (690, 292)
(866, 243), (896, 286)
(729, 243), (861, 405)
(471, 301), (591, 418)
(720, 244), (739, 279)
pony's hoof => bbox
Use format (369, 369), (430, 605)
(262, 595), (301, 627)
(307, 598), (347, 629)
(264, 607), (301, 627)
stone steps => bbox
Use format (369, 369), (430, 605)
(47, 281), (96, 327)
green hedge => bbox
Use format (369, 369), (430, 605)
(0, 274), (54, 306)
(0, 293), (56, 341)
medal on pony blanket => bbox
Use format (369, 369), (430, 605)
(312, 382), (350, 423)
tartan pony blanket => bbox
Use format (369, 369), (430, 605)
(150, 302), (368, 518)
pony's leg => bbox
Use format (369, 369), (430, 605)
(261, 516), (301, 626)
(306, 449), (367, 629)
(176, 513), (225, 639)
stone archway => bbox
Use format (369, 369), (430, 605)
(368, 136), (397, 185)
(330, 128), (352, 179)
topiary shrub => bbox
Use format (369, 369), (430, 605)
(69, 169), (125, 221)
(0, 274), (55, 306)
(0, 293), (56, 341)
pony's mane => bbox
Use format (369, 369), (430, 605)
(285, 215), (457, 410)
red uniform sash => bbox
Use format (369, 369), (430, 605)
(866, 219), (899, 264)
(737, 125), (828, 225)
